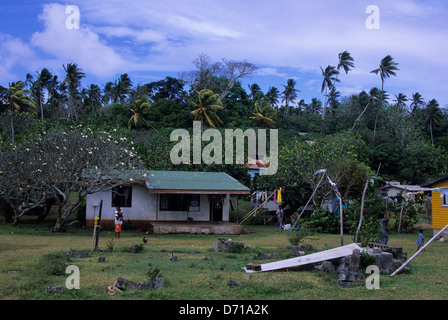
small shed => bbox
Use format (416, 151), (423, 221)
(421, 174), (448, 237)
(379, 184), (432, 204)
(86, 170), (250, 234)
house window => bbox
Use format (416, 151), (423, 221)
(443, 194), (448, 206)
(112, 186), (132, 207)
(159, 194), (200, 211)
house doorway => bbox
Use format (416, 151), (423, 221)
(210, 195), (223, 222)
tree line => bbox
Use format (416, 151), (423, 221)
(1, 52), (447, 230)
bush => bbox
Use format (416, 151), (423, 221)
(287, 224), (317, 246)
(39, 252), (70, 276)
(306, 209), (339, 233)
(228, 241), (246, 253)
(146, 266), (162, 282)
(360, 250), (376, 272)
(356, 215), (381, 247)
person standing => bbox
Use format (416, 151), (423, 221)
(378, 212), (390, 244)
(276, 205), (284, 230)
(416, 229), (426, 252)
(114, 207), (124, 239)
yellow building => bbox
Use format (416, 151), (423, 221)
(422, 174), (448, 237)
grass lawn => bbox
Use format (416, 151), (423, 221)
(1, 215), (448, 301)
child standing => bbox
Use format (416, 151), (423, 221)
(276, 205), (284, 230)
(416, 229), (426, 251)
(114, 207), (124, 239)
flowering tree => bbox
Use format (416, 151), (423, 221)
(0, 126), (144, 231)
(0, 144), (48, 225)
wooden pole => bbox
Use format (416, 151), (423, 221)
(355, 176), (370, 243)
(94, 200), (103, 252)
(339, 197), (344, 246)
(292, 172), (326, 229)
(91, 206), (97, 252)
(390, 223), (448, 277)
(240, 190), (275, 225)
(398, 187), (407, 233)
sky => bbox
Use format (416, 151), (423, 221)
(1, 0), (447, 107)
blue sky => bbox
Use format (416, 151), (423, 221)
(1, 0), (448, 107)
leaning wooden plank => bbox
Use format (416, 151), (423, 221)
(244, 243), (362, 273)
(390, 223), (448, 277)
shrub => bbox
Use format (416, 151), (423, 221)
(146, 266), (162, 282)
(228, 241), (246, 253)
(106, 238), (114, 252)
(360, 250), (376, 272)
(287, 224), (317, 246)
(356, 215), (381, 247)
(39, 252), (70, 276)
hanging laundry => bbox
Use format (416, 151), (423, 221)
(329, 186), (341, 214)
(277, 188), (282, 203)
(273, 189), (277, 203)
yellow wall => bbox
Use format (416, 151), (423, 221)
(431, 179), (448, 229)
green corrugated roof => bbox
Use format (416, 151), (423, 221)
(83, 169), (250, 193)
(145, 171), (250, 193)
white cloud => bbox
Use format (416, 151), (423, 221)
(30, 3), (127, 79)
(1, 0), (448, 104)
(0, 33), (38, 83)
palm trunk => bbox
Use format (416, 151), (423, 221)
(372, 80), (384, 147)
(351, 102), (370, 131)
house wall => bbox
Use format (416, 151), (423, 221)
(86, 185), (231, 230)
(431, 179), (448, 234)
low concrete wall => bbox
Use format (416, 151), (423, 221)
(86, 219), (246, 235)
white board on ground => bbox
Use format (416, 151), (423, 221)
(244, 243), (362, 273)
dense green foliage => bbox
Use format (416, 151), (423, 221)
(1, 53), (447, 230)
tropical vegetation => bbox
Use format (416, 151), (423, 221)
(1, 52), (448, 231)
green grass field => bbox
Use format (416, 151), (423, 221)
(1, 216), (448, 300)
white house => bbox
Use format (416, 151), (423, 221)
(86, 170), (250, 234)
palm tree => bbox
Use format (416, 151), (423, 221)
(33, 68), (52, 124)
(25, 73), (33, 90)
(351, 87), (380, 131)
(393, 93), (408, 109)
(112, 73), (133, 104)
(191, 89), (224, 130)
(281, 79), (300, 116)
(82, 84), (102, 113)
(247, 83), (262, 101)
(251, 100), (276, 128)
(62, 62), (85, 120)
(47, 75), (64, 118)
(4, 81), (37, 145)
(266, 87), (280, 108)
(334, 51), (355, 85)
(425, 99), (443, 145)
(370, 55), (399, 145)
(308, 98), (322, 115)
(128, 95), (157, 131)
(328, 87), (340, 116)
(320, 65), (339, 120)
(410, 92), (424, 114)
(370, 55), (399, 98)
(296, 99), (306, 116)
